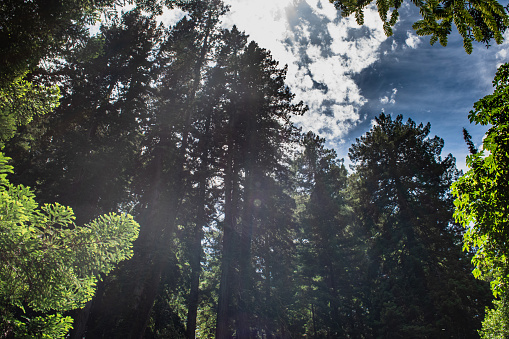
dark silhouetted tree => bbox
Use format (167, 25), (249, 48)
(350, 113), (490, 338)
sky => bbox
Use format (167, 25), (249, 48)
(164, 0), (509, 171)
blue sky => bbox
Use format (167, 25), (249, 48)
(216, 0), (509, 171)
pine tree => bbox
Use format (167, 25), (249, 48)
(3, 9), (166, 338)
(349, 113), (490, 337)
(209, 27), (306, 338)
(82, 2), (229, 337)
(6, 9), (161, 222)
(294, 132), (369, 337)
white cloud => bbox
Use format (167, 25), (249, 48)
(224, 0), (387, 143)
(496, 48), (508, 60)
(222, 0), (295, 63)
(495, 30), (509, 67)
(159, 7), (187, 27)
(379, 88), (397, 104)
(405, 31), (421, 49)
(391, 39), (398, 51)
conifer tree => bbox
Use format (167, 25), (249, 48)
(210, 27), (306, 338)
(350, 113), (490, 337)
(4, 9), (165, 338)
(294, 132), (369, 337)
(83, 2), (229, 337)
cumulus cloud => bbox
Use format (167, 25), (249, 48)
(379, 88), (397, 104)
(224, 0), (387, 143)
(405, 31), (421, 49)
(494, 30), (509, 67)
(496, 48), (508, 60)
(221, 0), (295, 63)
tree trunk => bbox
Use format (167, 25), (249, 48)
(216, 124), (237, 338)
(237, 169), (255, 339)
(185, 227), (202, 339)
(186, 115), (212, 338)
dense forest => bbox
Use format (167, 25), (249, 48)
(1, 0), (509, 338)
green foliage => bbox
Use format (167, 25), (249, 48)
(145, 285), (187, 339)
(295, 132), (367, 337)
(0, 151), (140, 337)
(330, 0), (509, 53)
(479, 297), (509, 338)
(0, 0), (111, 85)
(2, 0), (500, 336)
(452, 63), (509, 298)
(11, 314), (74, 339)
(0, 0), (178, 86)
(452, 63), (509, 335)
(0, 76), (60, 147)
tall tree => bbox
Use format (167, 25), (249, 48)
(6, 9), (161, 222)
(294, 132), (369, 337)
(4, 9), (166, 339)
(211, 27), (306, 338)
(350, 113), (490, 337)
(169, 4), (228, 337)
(83, 2), (229, 337)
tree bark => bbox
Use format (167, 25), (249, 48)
(186, 114), (212, 339)
(237, 168), (255, 339)
(216, 139), (237, 339)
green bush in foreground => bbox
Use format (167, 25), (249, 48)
(0, 152), (139, 338)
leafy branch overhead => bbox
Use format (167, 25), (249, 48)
(330, 0), (509, 53)
(0, 152), (140, 337)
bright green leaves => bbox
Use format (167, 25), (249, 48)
(479, 298), (509, 338)
(11, 313), (74, 339)
(452, 62), (509, 338)
(0, 76), (60, 147)
(0, 153), (12, 187)
(0, 152), (140, 337)
(330, 0), (509, 54)
(0, 185), (139, 311)
(452, 63), (509, 300)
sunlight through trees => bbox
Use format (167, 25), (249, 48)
(1, 0), (507, 337)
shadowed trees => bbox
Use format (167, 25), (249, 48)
(294, 132), (369, 337)
(350, 113), (490, 338)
